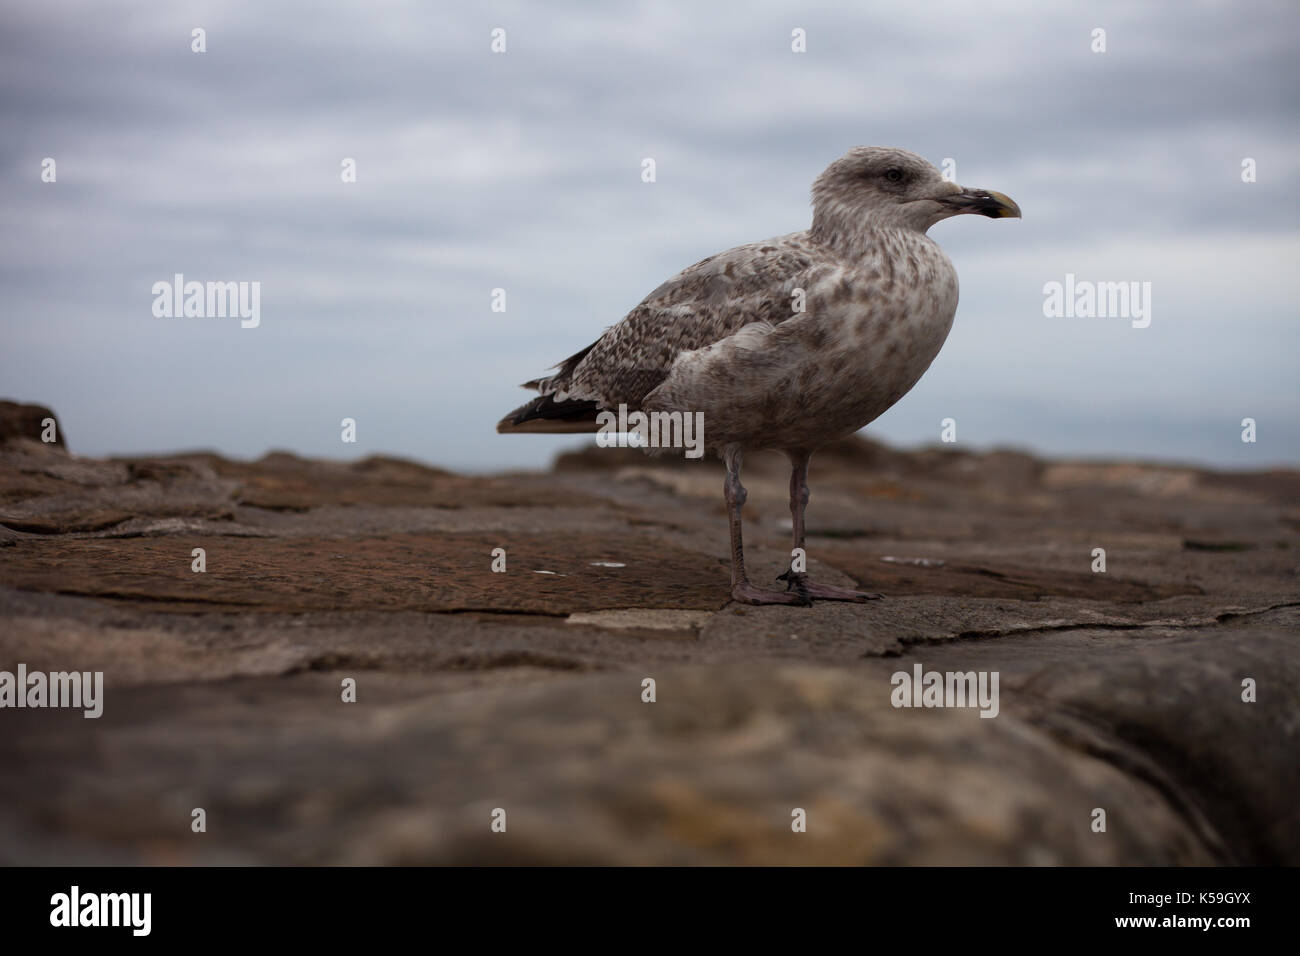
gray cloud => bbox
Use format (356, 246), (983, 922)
(2, 0), (1297, 469)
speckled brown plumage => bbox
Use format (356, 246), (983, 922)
(498, 146), (1020, 605)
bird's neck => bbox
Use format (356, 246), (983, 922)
(810, 206), (923, 260)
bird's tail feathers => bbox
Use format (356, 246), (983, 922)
(496, 393), (603, 434)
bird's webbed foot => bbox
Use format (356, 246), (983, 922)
(731, 580), (812, 606)
(776, 569), (883, 603)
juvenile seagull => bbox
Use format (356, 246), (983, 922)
(498, 147), (1019, 605)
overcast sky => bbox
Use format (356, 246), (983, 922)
(2, 0), (1297, 471)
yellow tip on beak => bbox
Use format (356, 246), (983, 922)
(983, 189), (1021, 219)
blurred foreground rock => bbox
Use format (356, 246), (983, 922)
(0, 408), (1296, 864)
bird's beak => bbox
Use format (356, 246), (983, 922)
(940, 187), (1021, 219)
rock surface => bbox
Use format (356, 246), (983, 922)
(0, 408), (1295, 865)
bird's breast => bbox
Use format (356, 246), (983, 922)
(794, 232), (959, 434)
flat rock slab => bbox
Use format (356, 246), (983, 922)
(0, 532), (726, 614)
(811, 548), (1203, 601)
(0, 425), (1295, 864)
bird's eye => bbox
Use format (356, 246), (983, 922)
(885, 168), (904, 182)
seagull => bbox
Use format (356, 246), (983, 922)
(498, 147), (1020, 606)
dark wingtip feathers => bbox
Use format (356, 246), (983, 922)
(496, 394), (603, 434)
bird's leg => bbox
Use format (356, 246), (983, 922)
(724, 445), (809, 606)
(776, 450), (883, 602)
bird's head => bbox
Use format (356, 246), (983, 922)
(811, 146), (1020, 237)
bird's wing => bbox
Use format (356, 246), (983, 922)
(532, 231), (837, 408)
